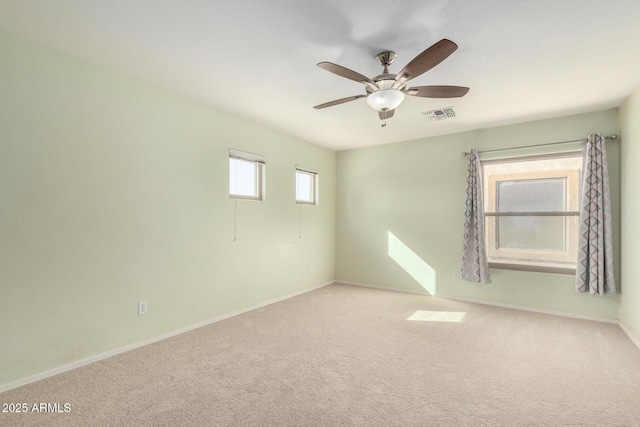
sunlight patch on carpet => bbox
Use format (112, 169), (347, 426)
(407, 310), (466, 322)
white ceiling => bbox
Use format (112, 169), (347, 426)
(1, 0), (640, 151)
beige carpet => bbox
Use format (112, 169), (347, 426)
(2, 284), (640, 426)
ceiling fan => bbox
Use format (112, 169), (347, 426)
(313, 39), (469, 124)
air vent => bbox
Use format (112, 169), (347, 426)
(422, 106), (456, 122)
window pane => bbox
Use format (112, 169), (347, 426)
(230, 158), (257, 197)
(486, 211), (579, 269)
(296, 171), (313, 202)
(497, 216), (566, 251)
(497, 179), (565, 212)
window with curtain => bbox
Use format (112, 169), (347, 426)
(482, 152), (582, 274)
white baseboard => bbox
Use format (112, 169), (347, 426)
(438, 294), (619, 324)
(618, 321), (640, 351)
(336, 280), (618, 324)
(335, 280), (432, 296)
(0, 281), (332, 394)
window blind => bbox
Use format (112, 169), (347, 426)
(295, 164), (317, 174)
(228, 148), (266, 164)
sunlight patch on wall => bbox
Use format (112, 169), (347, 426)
(387, 231), (436, 295)
(407, 310), (466, 322)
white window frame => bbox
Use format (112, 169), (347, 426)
(229, 149), (265, 201)
(482, 151), (582, 275)
(295, 165), (318, 205)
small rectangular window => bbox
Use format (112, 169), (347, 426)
(229, 149), (265, 200)
(482, 152), (582, 274)
(295, 165), (318, 205)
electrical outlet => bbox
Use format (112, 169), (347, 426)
(138, 301), (148, 315)
(307, 265), (312, 274)
(453, 271), (460, 280)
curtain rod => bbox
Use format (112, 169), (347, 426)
(461, 134), (619, 157)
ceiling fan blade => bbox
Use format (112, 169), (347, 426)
(378, 109), (395, 120)
(405, 85), (469, 98)
(395, 39), (458, 81)
(313, 94), (366, 109)
(317, 62), (374, 84)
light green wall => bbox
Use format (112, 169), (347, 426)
(619, 86), (640, 344)
(336, 110), (620, 320)
(0, 30), (335, 388)
(2, 26), (635, 390)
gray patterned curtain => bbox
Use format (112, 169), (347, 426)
(575, 134), (616, 295)
(461, 149), (491, 284)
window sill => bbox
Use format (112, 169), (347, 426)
(489, 262), (576, 275)
(230, 195), (263, 201)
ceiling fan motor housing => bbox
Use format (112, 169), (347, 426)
(366, 76), (405, 93)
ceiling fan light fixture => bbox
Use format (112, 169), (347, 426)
(366, 89), (405, 112)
